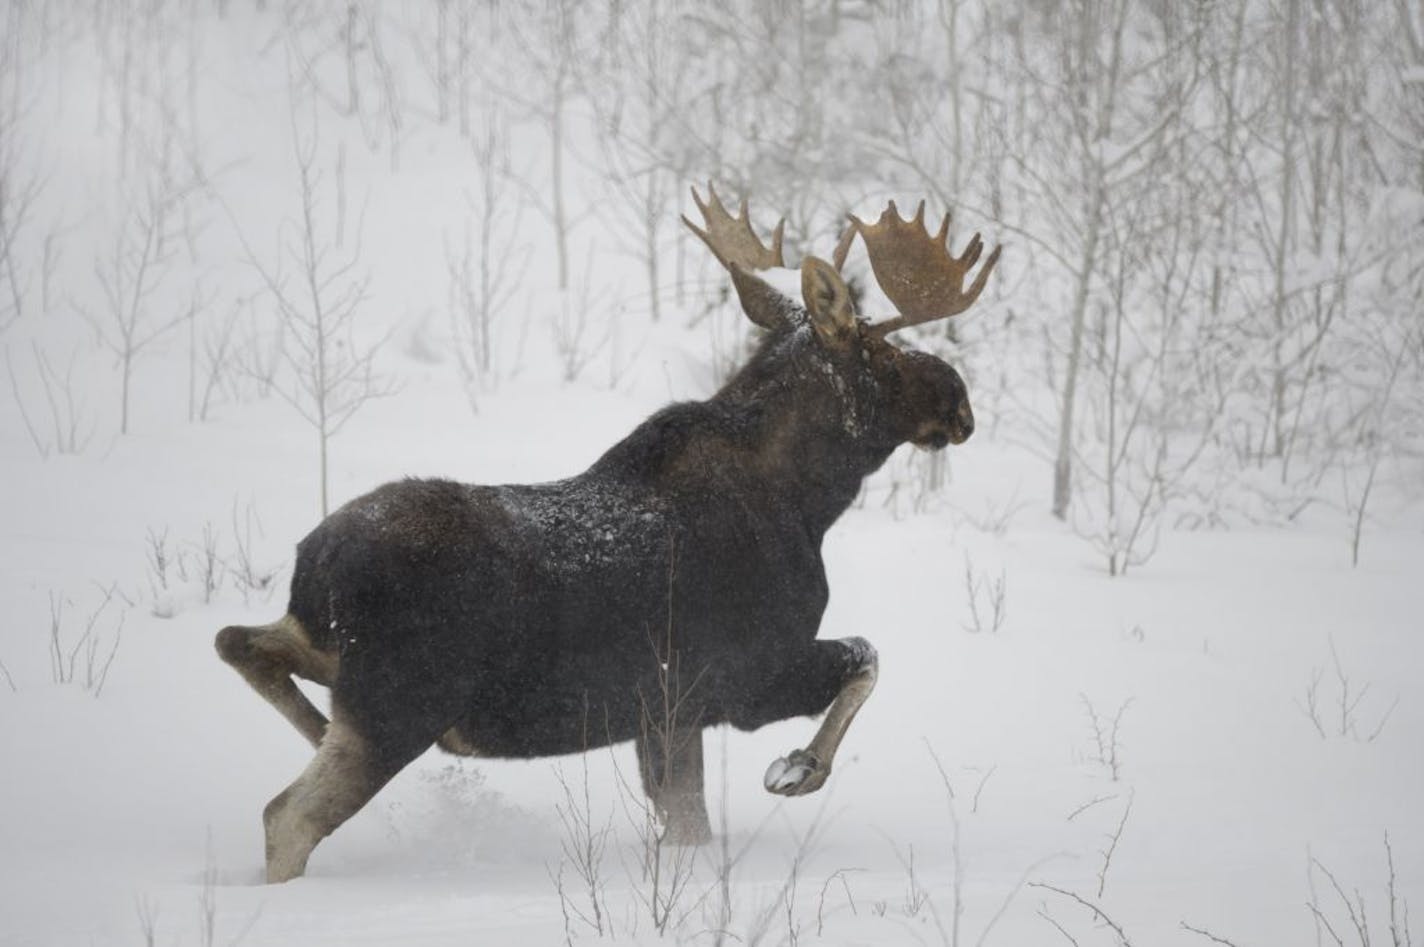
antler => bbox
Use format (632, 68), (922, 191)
(681, 181), (786, 272)
(835, 200), (1001, 337)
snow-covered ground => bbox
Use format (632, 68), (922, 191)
(1, 5), (1420, 946)
(3, 386), (1420, 946)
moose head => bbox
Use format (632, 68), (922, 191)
(683, 184), (1001, 465)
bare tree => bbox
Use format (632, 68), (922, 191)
(445, 103), (527, 402)
(490, 0), (595, 291)
(587, 0), (696, 323)
(286, 1), (405, 168)
(1013, 0), (1197, 520)
(1338, 296), (1417, 568)
(6, 343), (94, 458)
(79, 179), (191, 434)
(1074, 149), (1230, 575)
(235, 89), (390, 516)
(195, 294), (249, 423)
(361, 4), (404, 171)
(0, 76), (61, 329)
(0, 74), (44, 333)
(551, 243), (615, 385)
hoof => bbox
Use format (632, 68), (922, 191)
(763, 749), (828, 796)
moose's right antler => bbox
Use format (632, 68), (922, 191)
(834, 200), (1001, 337)
(681, 182), (786, 273)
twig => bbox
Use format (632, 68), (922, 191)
(976, 853), (1070, 947)
(1311, 854), (1369, 945)
(1306, 904), (1347, 947)
(1366, 697), (1399, 744)
(886, 842), (930, 918)
(1384, 832), (1405, 947)
(199, 830), (217, 947)
(1180, 920), (1245, 946)
(1097, 791), (1134, 898)
(815, 868), (863, 937)
(550, 728), (611, 937)
(135, 895), (160, 947)
(91, 612), (124, 697)
(1030, 883), (1133, 947)
(1037, 906), (1083, 946)
(1298, 668), (1327, 738)
(1067, 794), (1118, 822)
(924, 742), (963, 947)
(971, 766), (997, 814)
(745, 799), (837, 947)
(1081, 695), (1133, 780)
(5, 345), (51, 459)
(546, 860), (575, 947)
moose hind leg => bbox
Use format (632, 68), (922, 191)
(263, 703), (446, 884)
(262, 714), (383, 883)
(215, 615), (337, 748)
(261, 617), (476, 881)
(758, 637), (878, 797)
(636, 725), (712, 845)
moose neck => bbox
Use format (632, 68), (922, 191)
(771, 415), (895, 538)
(709, 362), (897, 540)
(590, 327), (900, 540)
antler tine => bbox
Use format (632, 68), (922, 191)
(851, 201), (1000, 337)
(969, 243), (1002, 295)
(681, 181), (786, 273)
(959, 232), (983, 269)
(831, 212), (866, 272)
(934, 212), (951, 245)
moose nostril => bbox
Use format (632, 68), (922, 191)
(958, 402), (974, 436)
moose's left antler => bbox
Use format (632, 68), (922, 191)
(681, 181), (786, 273)
(833, 200), (1001, 337)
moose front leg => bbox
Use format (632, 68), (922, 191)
(734, 637), (878, 797)
(636, 725), (713, 845)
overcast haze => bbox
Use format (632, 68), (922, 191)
(0, 2), (1420, 945)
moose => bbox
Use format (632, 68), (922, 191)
(216, 185), (1000, 882)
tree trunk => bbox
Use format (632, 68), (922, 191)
(645, 172), (661, 322)
(552, 84), (569, 291)
(319, 425), (329, 518)
(345, 4), (360, 118)
(1051, 175), (1103, 520)
(120, 351), (132, 435)
(1268, 0), (1299, 467)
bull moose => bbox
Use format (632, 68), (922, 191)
(216, 185), (1000, 882)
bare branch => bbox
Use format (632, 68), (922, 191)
(1029, 883), (1134, 947)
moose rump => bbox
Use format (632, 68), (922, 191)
(289, 476), (693, 762)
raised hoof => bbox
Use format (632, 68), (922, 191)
(763, 749), (828, 796)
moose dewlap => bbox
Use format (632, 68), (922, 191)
(216, 183), (1000, 883)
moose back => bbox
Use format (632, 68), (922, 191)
(217, 185), (1000, 882)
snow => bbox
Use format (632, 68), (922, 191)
(3, 487), (1419, 946)
(0, 4), (1420, 947)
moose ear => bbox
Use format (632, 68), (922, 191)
(801, 256), (856, 345)
(729, 264), (796, 330)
